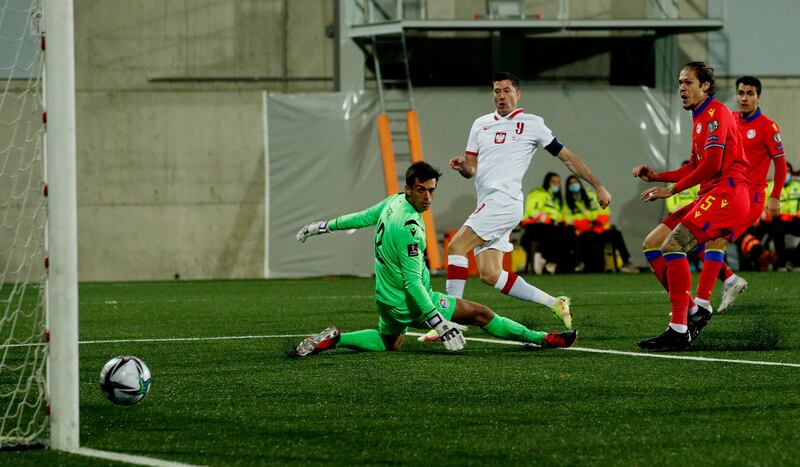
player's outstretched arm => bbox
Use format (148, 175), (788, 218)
(449, 153), (477, 179)
(296, 221), (331, 242)
(296, 196), (394, 242)
(557, 147), (611, 208)
(632, 164), (658, 182)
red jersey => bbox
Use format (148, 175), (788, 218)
(679, 98), (749, 196)
(735, 108), (785, 191)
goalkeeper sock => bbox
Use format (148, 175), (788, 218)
(482, 314), (547, 345)
(337, 330), (387, 352)
(493, 271), (556, 308)
(446, 255), (469, 298)
(664, 252), (691, 332)
(697, 249), (725, 301)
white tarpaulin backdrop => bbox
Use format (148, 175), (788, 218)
(266, 85), (695, 277)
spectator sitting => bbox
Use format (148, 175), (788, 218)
(520, 172), (576, 274)
(564, 175), (638, 273)
(762, 162), (800, 270)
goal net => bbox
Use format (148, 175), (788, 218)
(0, 0), (49, 448)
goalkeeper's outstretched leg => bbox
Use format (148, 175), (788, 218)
(294, 296), (576, 357)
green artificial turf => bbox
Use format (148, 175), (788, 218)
(2, 272), (799, 466)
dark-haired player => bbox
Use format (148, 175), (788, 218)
(293, 161), (576, 356)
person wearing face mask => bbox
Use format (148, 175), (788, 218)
(520, 172), (575, 274)
(761, 162), (800, 270)
(564, 176), (637, 273)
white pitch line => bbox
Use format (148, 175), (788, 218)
(79, 334), (308, 345)
(71, 447), (204, 467)
(4, 332), (798, 368)
(405, 332), (800, 368)
(0, 334), (308, 349)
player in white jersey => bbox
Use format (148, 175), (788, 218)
(436, 72), (611, 335)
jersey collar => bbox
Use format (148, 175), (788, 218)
(741, 107), (762, 123)
(493, 108), (524, 121)
(692, 97), (713, 118)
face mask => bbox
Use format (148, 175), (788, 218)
(786, 174), (792, 186)
(550, 185), (560, 194)
(568, 183), (581, 193)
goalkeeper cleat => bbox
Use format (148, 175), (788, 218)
(688, 306), (712, 341)
(637, 327), (691, 351)
(551, 296), (573, 329)
(292, 326), (340, 357)
(717, 276), (748, 314)
(417, 329), (441, 342)
(543, 329), (577, 348)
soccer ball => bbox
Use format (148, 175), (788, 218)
(99, 356), (152, 406)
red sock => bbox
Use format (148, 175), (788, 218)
(647, 249), (696, 310)
(664, 253), (691, 327)
(719, 262), (734, 281)
(697, 249), (725, 301)
(644, 249), (667, 289)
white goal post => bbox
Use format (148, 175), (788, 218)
(43, 0), (79, 451)
(0, 0), (78, 450)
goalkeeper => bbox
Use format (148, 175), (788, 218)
(292, 161), (576, 356)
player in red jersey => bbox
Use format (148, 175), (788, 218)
(632, 62), (750, 350)
(695, 76), (787, 314)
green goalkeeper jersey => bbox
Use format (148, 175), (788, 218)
(328, 193), (436, 320)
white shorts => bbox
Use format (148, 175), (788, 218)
(463, 191), (523, 255)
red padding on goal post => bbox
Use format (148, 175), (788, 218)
(44, 256), (49, 269)
(42, 112), (47, 124)
(42, 184), (48, 197)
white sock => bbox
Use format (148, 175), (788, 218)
(446, 255), (469, 298)
(694, 297), (712, 313)
(493, 271), (556, 308)
(669, 323), (688, 333)
(688, 304), (699, 316)
(724, 274), (738, 287)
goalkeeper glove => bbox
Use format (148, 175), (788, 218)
(296, 221), (330, 243)
(425, 311), (467, 351)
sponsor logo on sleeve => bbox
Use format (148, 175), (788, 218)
(707, 120), (719, 133)
(439, 298), (450, 309)
(774, 132), (782, 143)
(494, 132), (507, 144)
(407, 244), (419, 257)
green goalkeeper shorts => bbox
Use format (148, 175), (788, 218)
(375, 291), (457, 336)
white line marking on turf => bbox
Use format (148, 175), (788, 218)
(4, 332), (798, 368)
(80, 334), (308, 345)
(405, 332), (800, 368)
(0, 334), (308, 348)
(71, 447), (204, 467)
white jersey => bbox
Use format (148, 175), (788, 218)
(465, 108), (559, 201)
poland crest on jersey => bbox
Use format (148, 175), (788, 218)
(494, 132), (506, 144)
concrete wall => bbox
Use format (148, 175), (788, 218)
(43, 0), (799, 280)
(73, 0), (334, 281)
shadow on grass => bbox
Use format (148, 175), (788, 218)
(690, 314), (783, 352)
